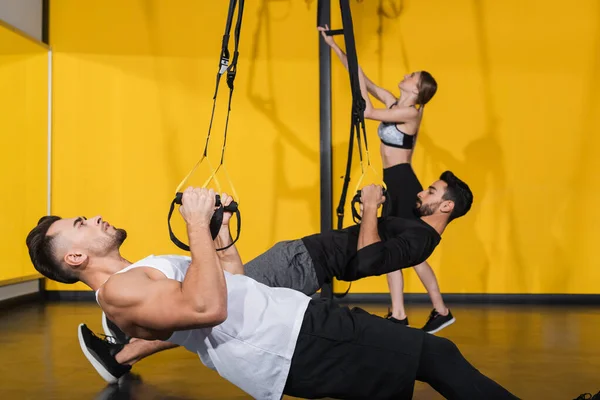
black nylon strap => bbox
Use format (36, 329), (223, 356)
(227, 0), (244, 91)
(328, 0), (390, 297)
(336, 113), (356, 230)
(333, 0), (367, 231)
(325, 29), (344, 36)
(329, 0), (366, 298)
(204, 0), (245, 160)
(219, 0), (244, 166)
(339, 0), (365, 124)
(169, 0), (244, 252)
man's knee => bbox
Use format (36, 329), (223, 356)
(424, 334), (460, 358)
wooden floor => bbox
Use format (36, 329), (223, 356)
(0, 300), (599, 399)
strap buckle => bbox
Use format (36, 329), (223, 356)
(219, 56), (230, 75)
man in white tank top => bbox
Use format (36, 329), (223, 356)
(26, 187), (517, 399)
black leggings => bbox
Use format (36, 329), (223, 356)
(285, 300), (519, 400)
(417, 334), (520, 400)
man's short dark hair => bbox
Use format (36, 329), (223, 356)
(25, 215), (79, 284)
(439, 171), (473, 223)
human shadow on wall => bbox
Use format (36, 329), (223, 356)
(247, 0), (321, 245)
(470, 0), (541, 295)
(369, 0), (492, 295)
(416, 1), (528, 299)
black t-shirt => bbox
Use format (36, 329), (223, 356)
(301, 216), (441, 285)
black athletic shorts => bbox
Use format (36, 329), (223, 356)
(382, 163), (423, 220)
(284, 299), (424, 399)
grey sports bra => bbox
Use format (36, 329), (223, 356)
(377, 102), (417, 149)
(377, 122), (415, 149)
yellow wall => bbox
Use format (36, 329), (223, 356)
(47, 0), (321, 291)
(0, 22), (48, 282)
(46, 0), (600, 294)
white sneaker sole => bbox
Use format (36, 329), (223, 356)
(425, 317), (456, 334)
(77, 324), (119, 384)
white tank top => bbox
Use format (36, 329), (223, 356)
(98, 254), (311, 400)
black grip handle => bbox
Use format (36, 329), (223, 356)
(325, 29), (345, 36)
(169, 192), (241, 252)
(350, 188), (388, 224)
(351, 190), (363, 224)
(175, 192), (228, 207)
(223, 201), (238, 212)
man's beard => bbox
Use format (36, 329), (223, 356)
(89, 228), (128, 257)
(114, 228), (127, 247)
(101, 228), (128, 252)
(413, 199), (440, 217)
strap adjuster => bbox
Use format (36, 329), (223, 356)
(219, 56), (230, 75)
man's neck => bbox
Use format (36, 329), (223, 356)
(420, 215), (447, 236)
(81, 254), (132, 292)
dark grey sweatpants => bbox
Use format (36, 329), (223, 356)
(244, 240), (321, 295)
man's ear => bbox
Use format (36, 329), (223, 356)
(440, 200), (454, 215)
(64, 251), (88, 268)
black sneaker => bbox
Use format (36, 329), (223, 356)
(422, 309), (455, 334)
(574, 394), (593, 400)
(77, 323), (132, 383)
(591, 391), (600, 400)
(385, 310), (409, 326)
(102, 312), (131, 345)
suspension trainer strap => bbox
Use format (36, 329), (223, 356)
(218, 0), (244, 172)
(208, 0), (244, 197)
(203, 0), (241, 167)
(168, 0), (244, 252)
(336, 113), (356, 230)
(323, 0), (364, 297)
(331, 0), (367, 233)
(218, 0), (244, 166)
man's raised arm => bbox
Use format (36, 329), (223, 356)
(99, 187), (228, 340)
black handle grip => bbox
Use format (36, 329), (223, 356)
(350, 188), (388, 224)
(325, 29), (344, 36)
(223, 201), (238, 212)
(175, 192), (229, 207)
(169, 192), (241, 252)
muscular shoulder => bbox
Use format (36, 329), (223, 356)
(99, 268), (156, 309)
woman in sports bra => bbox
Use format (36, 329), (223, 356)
(320, 26), (456, 335)
(373, 70), (436, 164)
